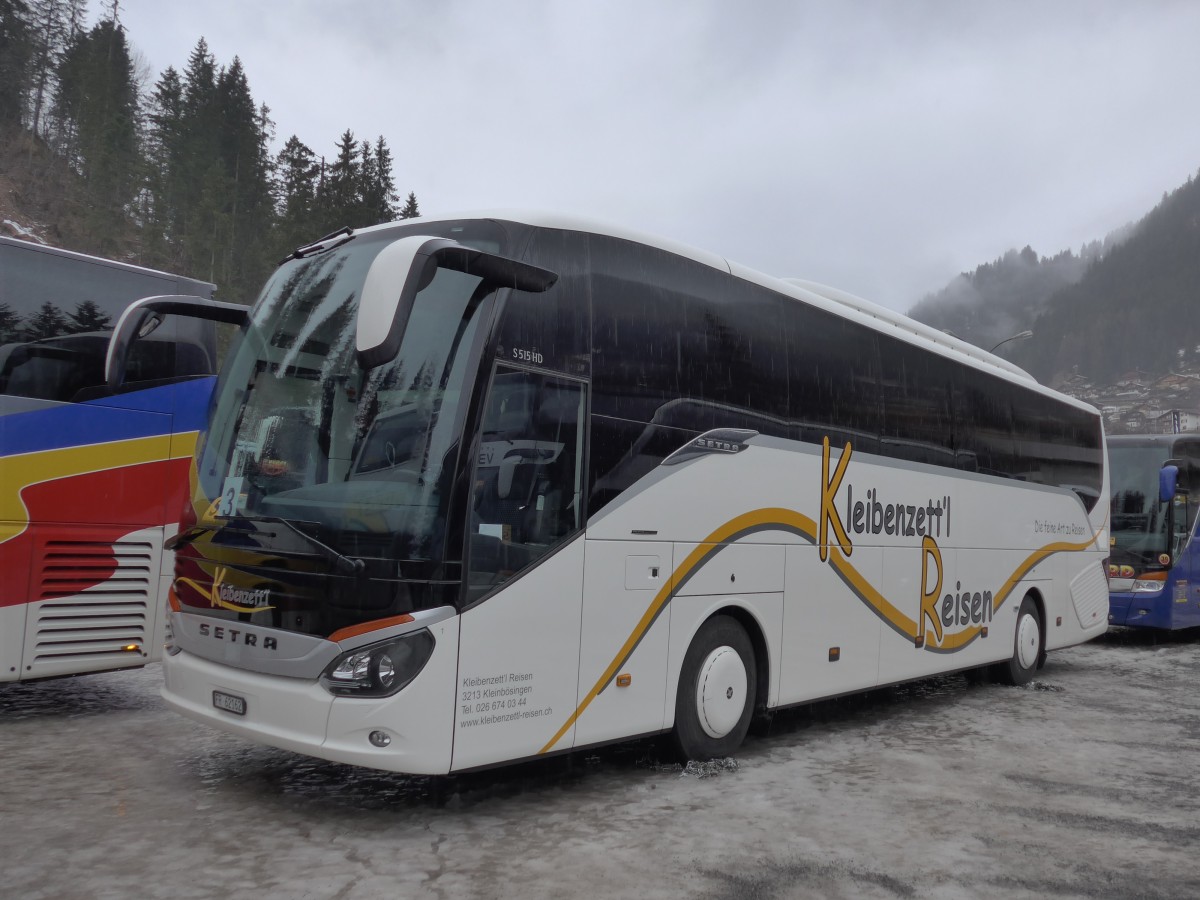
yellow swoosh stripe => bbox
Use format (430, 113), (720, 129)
(825, 544), (919, 637)
(539, 508), (1103, 753)
(925, 530), (1104, 652)
(538, 508), (817, 754)
(0, 433), (199, 545)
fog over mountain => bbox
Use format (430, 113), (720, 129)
(908, 170), (1200, 388)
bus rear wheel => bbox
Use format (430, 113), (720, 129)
(995, 595), (1042, 686)
(672, 616), (756, 761)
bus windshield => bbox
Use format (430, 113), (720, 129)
(1109, 443), (1171, 570)
(197, 235), (489, 574)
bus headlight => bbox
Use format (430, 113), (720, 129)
(1132, 579), (1165, 594)
(320, 630), (435, 698)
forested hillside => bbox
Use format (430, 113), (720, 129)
(0, 0), (420, 314)
(908, 239), (1123, 355)
(910, 169), (1200, 387)
(1007, 173), (1200, 385)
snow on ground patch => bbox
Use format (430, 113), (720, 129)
(3, 219), (47, 243)
(681, 758), (740, 778)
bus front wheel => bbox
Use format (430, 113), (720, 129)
(672, 616), (756, 761)
(995, 595), (1042, 686)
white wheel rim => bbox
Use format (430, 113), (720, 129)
(695, 645), (748, 739)
(1016, 612), (1040, 670)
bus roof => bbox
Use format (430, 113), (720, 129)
(351, 210), (1093, 414)
(0, 235), (217, 286)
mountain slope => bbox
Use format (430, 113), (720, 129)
(1009, 173), (1200, 385)
(908, 169), (1200, 387)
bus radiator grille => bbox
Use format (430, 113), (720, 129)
(36, 540), (153, 601)
(1069, 562), (1108, 628)
(31, 540), (154, 662)
(32, 598), (151, 660)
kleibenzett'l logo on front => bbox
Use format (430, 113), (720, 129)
(176, 565), (275, 613)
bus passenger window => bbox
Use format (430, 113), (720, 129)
(468, 368), (586, 598)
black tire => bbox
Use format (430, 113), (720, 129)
(994, 595), (1042, 686)
(672, 616), (756, 761)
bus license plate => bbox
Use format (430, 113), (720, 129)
(212, 690), (246, 716)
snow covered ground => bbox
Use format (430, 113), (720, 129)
(2, 628), (1198, 899)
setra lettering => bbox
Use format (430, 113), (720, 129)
(198, 621), (278, 650)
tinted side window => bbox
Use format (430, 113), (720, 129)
(678, 279), (789, 426)
(589, 236), (789, 434)
(0, 333), (108, 401)
(784, 298), (881, 453)
(953, 362), (1102, 509)
(877, 332), (957, 466)
(499, 227), (590, 380)
(588, 238), (686, 423)
(589, 414), (699, 514)
(1009, 387), (1103, 509)
(954, 366), (1017, 476)
(0, 315), (217, 402)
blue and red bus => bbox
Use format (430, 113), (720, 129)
(1108, 432), (1200, 629)
(0, 236), (243, 681)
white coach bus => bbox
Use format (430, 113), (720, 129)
(138, 213), (1109, 773)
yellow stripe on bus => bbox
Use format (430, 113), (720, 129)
(539, 508), (1104, 753)
(0, 433), (198, 545)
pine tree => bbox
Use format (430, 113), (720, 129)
(211, 57), (274, 293)
(242, 101), (276, 289)
(0, 302), (22, 342)
(319, 129), (360, 230)
(26, 0), (84, 137)
(181, 37), (218, 137)
(0, 0), (34, 129)
(53, 15), (141, 251)
(66, 299), (113, 333)
(275, 134), (319, 250)
(142, 65), (185, 269)
(177, 37), (222, 273)
(25, 301), (69, 339)
(399, 191), (419, 219)
(357, 138), (376, 218)
(368, 136), (399, 223)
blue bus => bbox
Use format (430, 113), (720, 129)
(1108, 432), (1200, 629)
(0, 236), (244, 681)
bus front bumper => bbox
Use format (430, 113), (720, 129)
(1108, 590), (1173, 629)
(162, 643), (458, 774)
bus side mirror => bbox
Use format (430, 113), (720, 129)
(356, 235), (558, 370)
(106, 295), (248, 389)
(1160, 464), (1180, 503)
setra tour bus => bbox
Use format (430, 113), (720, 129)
(1, 235), (244, 682)
(142, 213), (1110, 773)
(1107, 432), (1200, 629)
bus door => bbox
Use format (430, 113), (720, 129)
(453, 366), (589, 769)
(1166, 455), (1200, 627)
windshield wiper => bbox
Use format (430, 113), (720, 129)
(164, 524), (215, 552)
(279, 226), (355, 264)
(164, 520), (279, 552)
(227, 514), (366, 575)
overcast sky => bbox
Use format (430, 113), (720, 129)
(96, 0), (1200, 313)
